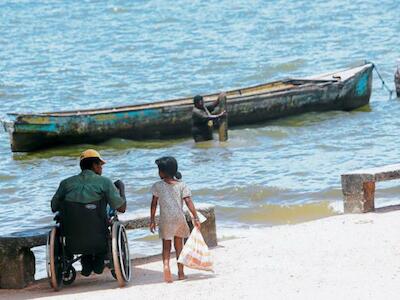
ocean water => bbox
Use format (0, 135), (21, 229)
(1, 0), (400, 278)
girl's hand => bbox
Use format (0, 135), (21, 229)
(194, 219), (201, 229)
(150, 221), (156, 233)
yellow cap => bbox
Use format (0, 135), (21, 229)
(79, 149), (106, 163)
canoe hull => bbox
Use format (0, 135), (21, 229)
(6, 63), (373, 152)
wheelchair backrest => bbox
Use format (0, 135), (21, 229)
(61, 200), (108, 255)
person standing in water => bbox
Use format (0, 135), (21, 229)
(192, 93), (226, 142)
(149, 156), (201, 283)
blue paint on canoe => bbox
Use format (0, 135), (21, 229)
(355, 73), (369, 96)
(17, 123), (58, 133)
(89, 109), (161, 126)
(15, 108), (162, 134)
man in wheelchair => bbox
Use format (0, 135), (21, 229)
(49, 149), (129, 288)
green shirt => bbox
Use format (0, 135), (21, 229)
(51, 169), (125, 212)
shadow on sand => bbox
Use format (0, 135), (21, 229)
(0, 257), (216, 300)
(375, 204), (400, 213)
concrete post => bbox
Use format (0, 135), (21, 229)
(341, 174), (375, 213)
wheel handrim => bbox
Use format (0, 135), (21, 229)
(112, 222), (131, 286)
(46, 231), (52, 280)
(118, 226), (131, 281)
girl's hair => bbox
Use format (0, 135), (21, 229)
(155, 156), (182, 179)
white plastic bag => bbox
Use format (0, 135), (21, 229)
(178, 227), (214, 272)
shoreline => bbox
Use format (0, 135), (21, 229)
(2, 210), (400, 299)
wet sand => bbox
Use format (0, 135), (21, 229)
(2, 210), (400, 299)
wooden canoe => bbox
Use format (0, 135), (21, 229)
(3, 62), (373, 152)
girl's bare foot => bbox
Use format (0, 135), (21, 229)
(178, 272), (187, 280)
(164, 266), (173, 283)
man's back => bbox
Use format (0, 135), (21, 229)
(51, 169), (124, 213)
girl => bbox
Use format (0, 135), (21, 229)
(150, 156), (201, 283)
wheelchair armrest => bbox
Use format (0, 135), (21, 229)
(114, 180), (126, 201)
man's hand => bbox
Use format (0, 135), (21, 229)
(150, 220), (156, 233)
(218, 110), (227, 118)
(117, 202), (127, 213)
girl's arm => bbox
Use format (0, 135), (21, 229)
(150, 195), (158, 233)
(183, 196), (201, 229)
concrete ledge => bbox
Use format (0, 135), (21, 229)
(0, 227), (50, 289)
(121, 204), (217, 248)
(0, 204), (217, 289)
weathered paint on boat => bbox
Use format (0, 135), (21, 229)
(3, 62), (373, 152)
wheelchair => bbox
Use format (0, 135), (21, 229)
(46, 199), (131, 291)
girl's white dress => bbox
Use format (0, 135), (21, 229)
(151, 180), (191, 240)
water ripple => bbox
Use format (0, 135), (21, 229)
(1, 0), (400, 249)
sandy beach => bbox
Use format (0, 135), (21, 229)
(2, 209), (400, 300)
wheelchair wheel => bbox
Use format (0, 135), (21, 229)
(111, 222), (131, 287)
(46, 227), (63, 291)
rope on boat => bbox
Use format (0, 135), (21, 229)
(372, 63), (394, 99)
(0, 119), (6, 132)
(0, 118), (12, 133)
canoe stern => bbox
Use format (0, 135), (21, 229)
(340, 64), (373, 110)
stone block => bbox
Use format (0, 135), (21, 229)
(197, 206), (218, 248)
(0, 248), (35, 289)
